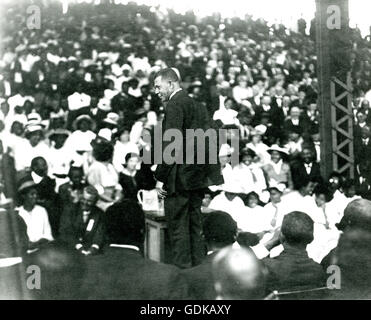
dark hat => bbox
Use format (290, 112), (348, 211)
(47, 129), (71, 140)
(72, 114), (96, 131)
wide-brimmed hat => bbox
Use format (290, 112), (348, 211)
(267, 144), (289, 156)
(103, 112), (120, 126)
(24, 123), (44, 135)
(17, 180), (37, 193)
(47, 129), (71, 140)
(72, 114), (96, 131)
(251, 125), (267, 136)
(97, 128), (112, 142)
(97, 97), (111, 112)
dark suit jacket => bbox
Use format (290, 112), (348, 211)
(354, 137), (371, 167)
(290, 160), (322, 189)
(80, 247), (189, 299)
(58, 203), (105, 250)
(283, 119), (307, 135)
(263, 247), (327, 293)
(253, 104), (283, 130)
(181, 252), (217, 300)
(155, 90), (223, 194)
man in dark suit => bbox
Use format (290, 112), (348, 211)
(253, 95), (284, 132)
(354, 126), (371, 172)
(263, 212), (327, 295)
(80, 199), (189, 299)
(59, 186), (105, 256)
(182, 211), (238, 299)
(153, 68), (223, 268)
(290, 146), (322, 190)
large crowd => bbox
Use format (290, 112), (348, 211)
(1, 0), (371, 300)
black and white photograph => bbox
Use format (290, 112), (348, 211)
(0, 0), (370, 305)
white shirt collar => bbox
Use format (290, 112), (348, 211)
(271, 160), (283, 173)
(0, 257), (22, 268)
(109, 244), (140, 251)
(169, 88), (182, 101)
(262, 104), (271, 112)
(359, 122), (366, 128)
(122, 168), (136, 177)
(31, 171), (43, 184)
(292, 118), (299, 125)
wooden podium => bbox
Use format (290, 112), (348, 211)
(144, 211), (171, 263)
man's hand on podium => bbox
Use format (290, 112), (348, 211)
(156, 181), (167, 199)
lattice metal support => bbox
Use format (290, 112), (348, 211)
(330, 73), (354, 178)
(316, 0), (354, 180)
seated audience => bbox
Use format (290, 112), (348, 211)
(182, 211), (238, 299)
(79, 199), (189, 299)
(212, 246), (267, 300)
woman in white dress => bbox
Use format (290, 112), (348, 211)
(112, 127), (140, 173)
(16, 180), (53, 250)
(86, 139), (122, 211)
(233, 148), (269, 203)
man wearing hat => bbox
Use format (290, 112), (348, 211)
(246, 126), (271, 165)
(12, 122), (50, 174)
(16, 179), (54, 249)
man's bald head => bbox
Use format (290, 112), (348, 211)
(337, 198), (371, 232)
(212, 247), (266, 300)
